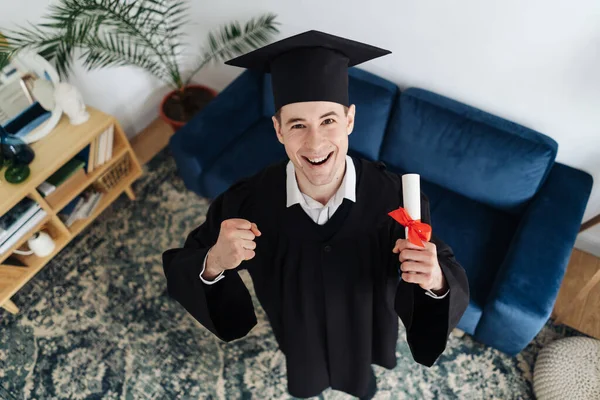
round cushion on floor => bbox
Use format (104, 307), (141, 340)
(533, 337), (600, 400)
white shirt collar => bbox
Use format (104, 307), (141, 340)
(286, 155), (356, 208)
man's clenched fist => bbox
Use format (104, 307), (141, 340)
(203, 219), (261, 280)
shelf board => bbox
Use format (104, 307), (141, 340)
(0, 158), (141, 308)
(0, 107), (114, 216)
(0, 212), (51, 265)
(68, 163), (142, 237)
(49, 145), (128, 213)
(0, 109), (143, 314)
(0, 227), (71, 306)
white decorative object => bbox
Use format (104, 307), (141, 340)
(533, 336), (600, 400)
(54, 82), (89, 125)
(12, 230), (56, 257)
(8, 50), (63, 143)
(31, 78), (56, 111)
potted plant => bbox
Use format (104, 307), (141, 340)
(0, 0), (279, 130)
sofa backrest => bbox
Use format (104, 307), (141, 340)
(262, 67), (398, 161)
(380, 88), (558, 214)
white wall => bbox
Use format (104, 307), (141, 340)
(3, 0), (600, 252)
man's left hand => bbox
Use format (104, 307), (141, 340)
(392, 239), (447, 294)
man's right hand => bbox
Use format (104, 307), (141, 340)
(203, 219), (261, 280)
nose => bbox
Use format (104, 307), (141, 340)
(304, 126), (321, 150)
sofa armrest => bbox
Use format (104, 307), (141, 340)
(474, 162), (593, 355)
(169, 70), (263, 195)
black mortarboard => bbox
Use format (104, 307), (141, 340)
(225, 30), (391, 111)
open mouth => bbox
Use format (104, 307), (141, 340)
(303, 152), (333, 166)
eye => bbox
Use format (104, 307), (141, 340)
(291, 124), (305, 130)
(322, 118), (335, 125)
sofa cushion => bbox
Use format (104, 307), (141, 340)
(418, 176), (520, 315)
(200, 118), (287, 198)
(263, 67), (398, 161)
(346, 68), (398, 161)
(380, 88), (558, 214)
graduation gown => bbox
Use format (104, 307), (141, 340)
(162, 157), (469, 399)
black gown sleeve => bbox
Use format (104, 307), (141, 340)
(395, 193), (470, 366)
(162, 179), (258, 342)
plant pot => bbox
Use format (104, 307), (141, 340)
(159, 84), (218, 131)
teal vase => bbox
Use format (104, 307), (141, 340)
(0, 126), (35, 183)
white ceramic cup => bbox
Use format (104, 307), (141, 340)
(13, 230), (56, 257)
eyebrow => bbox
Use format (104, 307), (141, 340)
(285, 111), (340, 126)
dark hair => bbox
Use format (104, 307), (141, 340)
(274, 105), (349, 125)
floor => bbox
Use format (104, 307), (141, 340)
(130, 118), (174, 166)
(553, 248), (600, 339)
(0, 116), (593, 399)
(0, 146), (584, 399)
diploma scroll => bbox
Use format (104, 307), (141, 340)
(401, 174), (421, 239)
(388, 174), (431, 246)
(401, 174), (420, 282)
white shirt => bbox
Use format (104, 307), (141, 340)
(199, 156), (448, 299)
(285, 155), (356, 224)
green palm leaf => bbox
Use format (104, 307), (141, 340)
(0, 0), (279, 90)
(185, 13), (279, 87)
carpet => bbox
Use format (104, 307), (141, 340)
(0, 148), (582, 399)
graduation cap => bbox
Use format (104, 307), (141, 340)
(225, 30), (391, 111)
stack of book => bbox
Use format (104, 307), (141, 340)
(0, 198), (47, 255)
(37, 157), (87, 208)
(58, 187), (104, 227)
(90, 124), (114, 171)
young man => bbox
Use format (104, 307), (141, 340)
(162, 30), (469, 399)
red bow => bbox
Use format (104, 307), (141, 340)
(388, 207), (432, 247)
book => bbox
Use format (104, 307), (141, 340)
(44, 168), (88, 209)
(36, 181), (56, 197)
(46, 157), (86, 187)
(0, 198), (41, 245)
(77, 191), (102, 219)
(94, 125), (116, 166)
(96, 132), (102, 166)
(86, 192), (104, 217)
(102, 130), (109, 164)
(97, 130), (107, 166)
(0, 208), (47, 255)
(60, 195), (81, 217)
(64, 196), (87, 227)
(105, 125), (114, 161)
(94, 133), (102, 167)
(57, 195), (81, 226)
(88, 136), (96, 173)
(60, 188), (102, 227)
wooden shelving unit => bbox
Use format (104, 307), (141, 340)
(0, 107), (142, 314)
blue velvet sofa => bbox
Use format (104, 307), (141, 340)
(169, 67), (593, 355)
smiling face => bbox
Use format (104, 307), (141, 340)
(272, 101), (355, 199)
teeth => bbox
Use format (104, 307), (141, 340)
(308, 155), (328, 163)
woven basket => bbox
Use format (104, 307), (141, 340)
(92, 153), (131, 192)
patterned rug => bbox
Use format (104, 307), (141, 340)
(0, 148), (583, 399)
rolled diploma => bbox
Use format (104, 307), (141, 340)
(400, 174), (421, 282)
(401, 174), (421, 239)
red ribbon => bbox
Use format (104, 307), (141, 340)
(388, 207), (432, 247)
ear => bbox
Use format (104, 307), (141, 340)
(346, 104), (356, 136)
(272, 115), (284, 144)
